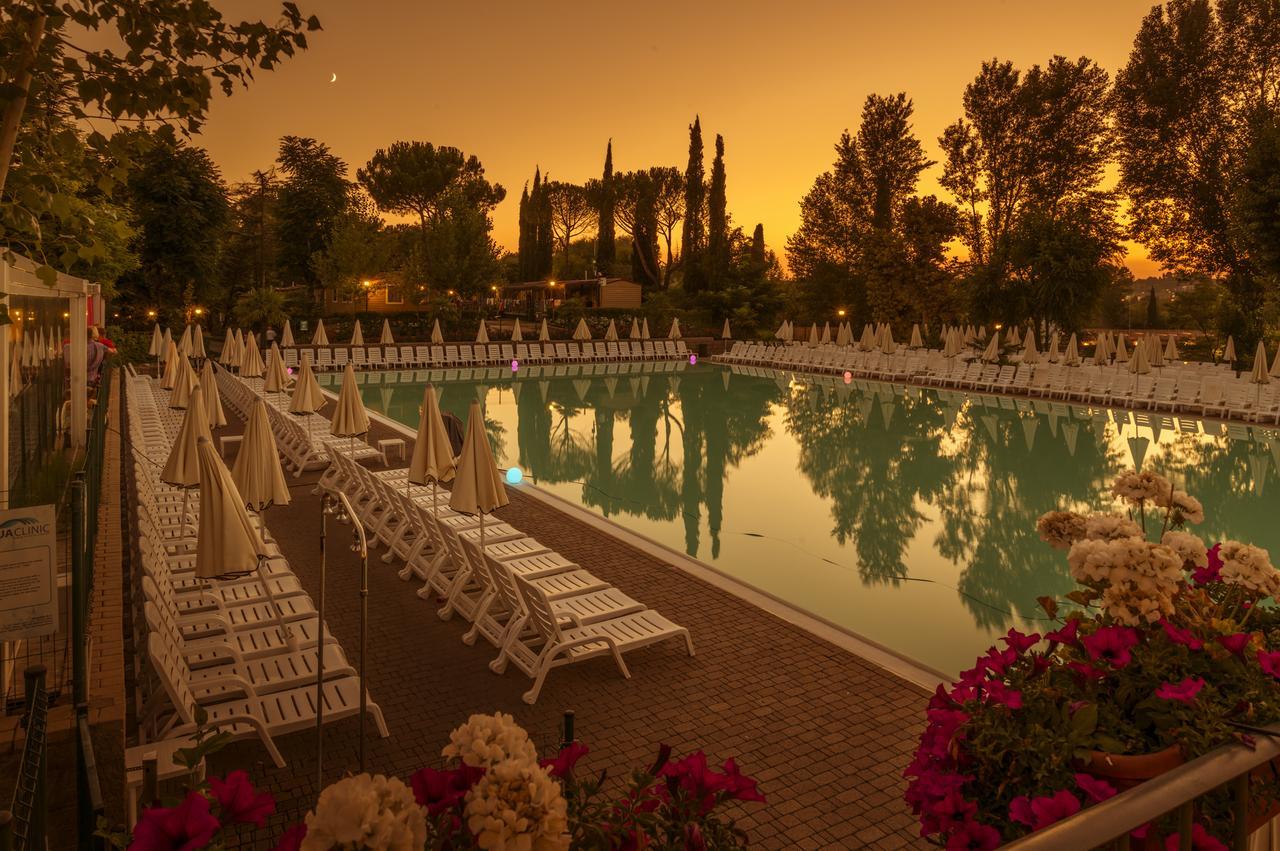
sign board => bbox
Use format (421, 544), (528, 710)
(0, 505), (57, 642)
(299, 320), (309, 333)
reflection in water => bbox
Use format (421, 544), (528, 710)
(355, 365), (1280, 674)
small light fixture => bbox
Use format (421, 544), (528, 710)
(511, 359), (519, 372)
(837, 309), (846, 317)
(506, 466), (524, 485)
(689, 354), (697, 365)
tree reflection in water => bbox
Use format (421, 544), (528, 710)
(361, 367), (1280, 644)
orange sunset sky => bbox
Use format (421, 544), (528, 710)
(193, 0), (1165, 278)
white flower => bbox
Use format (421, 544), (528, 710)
(1161, 531), (1208, 568)
(443, 712), (538, 768)
(1111, 470), (1171, 505)
(1036, 511), (1088, 550)
(464, 758), (569, 851)
(1067, 537), (1182, 626)
(1164, 490), (1204, 525)
(1083, 513), (1144, 542)
(302, 773), (427, 851)
(1218, 541), (1280, 598)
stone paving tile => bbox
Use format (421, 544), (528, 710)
(188, 391), (932, 849)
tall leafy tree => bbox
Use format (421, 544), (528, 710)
(413, 191), (502, 297)
(275, 136), (349, 290)
(750, 223), (766, 265)
(1114, 0), (1280, 350)
(517, 182), (532, 279)
(357, 142), (499, 239)
(652, 166), (685, 287)
(681, 117), (707, 292)
(614, 170), (661, 287)
(706, 134), (729, 289)
(545, 182), (596, 268)
(0, 0), (317, 283)
(596, 140), (616, 274)
(522, 167), (554, 280)
(941, 57), (1118, 332)
(125, 133), (229, 311)
(312, 190), (391, 310)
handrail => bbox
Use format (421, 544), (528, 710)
(1004, 726), (1280, 850)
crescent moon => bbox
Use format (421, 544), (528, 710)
(329, 73), (337, 83)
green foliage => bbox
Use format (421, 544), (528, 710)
(682, 117), (707, 293)
(595, 140), (616, 273)
(411, 195), (501, 297)
(545, 181), (595, 268)
(233, 286), (286, 332)
(274, 135), (349, 289)
(706, 134), (729, 289)
(312, 191), (392, 301)
(1146, 285), (1161, 328)
(105, 325), (151, 365)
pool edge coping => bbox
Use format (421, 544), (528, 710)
(342, 386), (951, 694)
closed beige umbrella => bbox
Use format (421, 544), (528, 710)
(538, 319), (551, 342)
(162, 387), (212, 537)
(1224, 335), (1236, 364)
(978, 326), (987, 341)
(511, 319), (523, 342)
(178, 325), (192, 358)
(431, 319), (444, 344)
(980, 334), (1000, 363)
(1114, 334), (1129, 365)
(879, 325), (896, 354)
(1007, 325), (1021, 347)
(331, 362), (370, 456)
(1251, 341), (1270, 403)
(1047, 332), (1060, 363)
(573, 318), (592, 341)
(640, 318), (651, 339)
(232, 398), (291, 510)
(1129, 339), (1150, 375)
(192, 325), (206, 360)
(1022, 332), (1040, 365)
(263, 343), (291, 396)
(669, 317), (682, 340)
(232, 328), (243, 360)
(780, 320), (792, 342)
(449, 400), (509, 573)
(289, 352), (325, 445)
(475, 322), (489, 344)
(859, 324), (874, 351)
(1166, 334), (1180, 363)
(632, 318), (643, 340)
(219, 329), (237, 367)
(282, 320), (295, 348)
(1148, 334), (1165, 368)
(379, 319), (394, 345)
(350, 320), (364, 346)
(408, 385), (456, 521)
(161, 340), (182, 389)
(605, 319), (619, 341)
(148, 323), (164, 357)
(200, 359), (227, 429)
(170, 358), (199, 410)
(818, 322), (830, 345)
(909, 324), (923, 349)
(240, 332), (265, 378)
(1064, 333), (1080, 366)
(964, 325), (976, 346)
(807, 323), (819, 347)
(1096, 331), (1112, 364)
(193, 434), (294, 645)
(311, 320), (329, 346)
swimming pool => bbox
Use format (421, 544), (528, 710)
(331, 362), (1280, 676)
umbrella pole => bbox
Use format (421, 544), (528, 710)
(179, 488), (191, 541)
(255, 553), (296, 650)
(315, 496), (327, 791)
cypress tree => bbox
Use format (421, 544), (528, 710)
(529, 167), (543, 278)
(707, 134), (728, 289)
(682, 117), (706, 292)
(537, 170), (554, 278)
(1146, 285), (1160, 328)
(596, 140), (616, 275)
(517, 182), (531, 280)
(751, 223), (765, 266)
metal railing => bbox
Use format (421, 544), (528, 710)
(1005, 726), (1280, 851)
(3, 666), (50, 851)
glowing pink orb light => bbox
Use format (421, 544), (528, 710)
(689, 354), (697, 365)
(511, 359), (519, 372)
(843, 371), (852, 384)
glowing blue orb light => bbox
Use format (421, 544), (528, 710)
(506, 466), (524, 485)
(689, 354), (698, 365)
(511, 359), (519, 372)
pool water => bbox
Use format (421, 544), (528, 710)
(336, 363), (1280, 676)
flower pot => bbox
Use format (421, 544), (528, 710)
(1085, 747), (1186, 851)
(1247, 758), (1280, 833)
(1085, 746), (1185, 792)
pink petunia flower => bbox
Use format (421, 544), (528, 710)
(129, 790), (219, 851)
(1259, 650), (1280, 680)
(1160, 620), (1204, 650)
(539, 742), (589, 779)
(1081, 626), (1140, 668)
(1155, 676), (1206, 703)
(1163, 822), (1229, 850)
(208, 770), (275, 828)
(409, 764), (485, 815)
(1193, 544), (1224, 585)
(1045, 619), (1080, 646)
(1217, 633), (1252, 656)
(945, 819), (1002, 850)
(1074, 773), (1117, 804)
(1002, 629), (1042, 654)
(1009, 790), (1082, 830)
(982, 680), (1023, 710)
(1067, 661), (1108, 681)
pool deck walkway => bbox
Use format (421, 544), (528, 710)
(205, 395), (933, 849)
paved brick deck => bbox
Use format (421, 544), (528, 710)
(200, 394), (932, 849)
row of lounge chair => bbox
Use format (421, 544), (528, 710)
(221, 369), (694, 703)
(312, 359), (690, 387)
(123, 370), (387, 812)
(274, 340), (690, 371)
(716, 342), (1280, 423)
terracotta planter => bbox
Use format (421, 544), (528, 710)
(1084, 747), (1185, 851)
